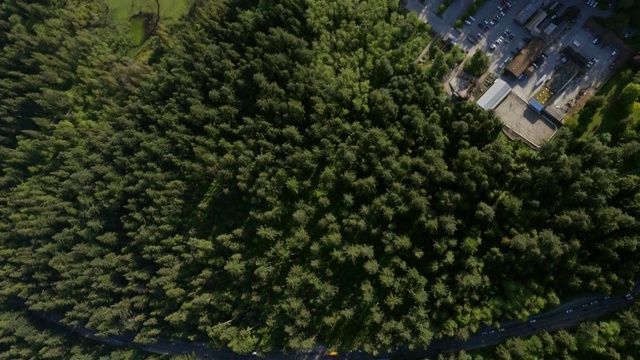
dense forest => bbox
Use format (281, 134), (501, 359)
(2, 0), (640, 358)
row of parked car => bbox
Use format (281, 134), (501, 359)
(488, 29), (515, 51)
(531, 53), (547, 69)
(466, 0), (516, 28)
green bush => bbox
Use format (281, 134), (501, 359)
(436, 0), (454, 17)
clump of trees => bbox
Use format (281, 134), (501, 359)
(1, 0), (640, 357)
(464, 50), (490, 76)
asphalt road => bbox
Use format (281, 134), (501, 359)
(21, 282), (639, 359)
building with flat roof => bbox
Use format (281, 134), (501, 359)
(504, 38), (547, 78)
(515, 0), (549, 24)
(476, 79), (511, 110)
(526, 10), (548, 34)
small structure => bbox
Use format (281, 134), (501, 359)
(526, 10), (548, 34)
(504, 38), (547, 78)
(543, 23), (557, 35)
(515, 0), (548, 24)
(529, 98), (545, 112)
(476, 79), (511, 110)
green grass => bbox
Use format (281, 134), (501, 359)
(567, 69), (640, 139)
(104, 0), (193, 49)
(130, 15), (146, 45)
(104, 0), (192, 20)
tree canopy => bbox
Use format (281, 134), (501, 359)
(1, 0), (640, 357)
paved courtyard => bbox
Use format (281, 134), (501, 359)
(494, 92), (557, 147)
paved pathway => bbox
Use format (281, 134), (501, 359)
(20, 282), (639, 359)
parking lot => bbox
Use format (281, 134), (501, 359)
(406, 0), (623, 129)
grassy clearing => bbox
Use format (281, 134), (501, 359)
(105, 0), (192, 20)
(566, 69), (640, 139)
(130, 15), (146, 45)
(104, 0), (193, 50)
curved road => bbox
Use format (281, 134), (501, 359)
(20, 282), (639, 359)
